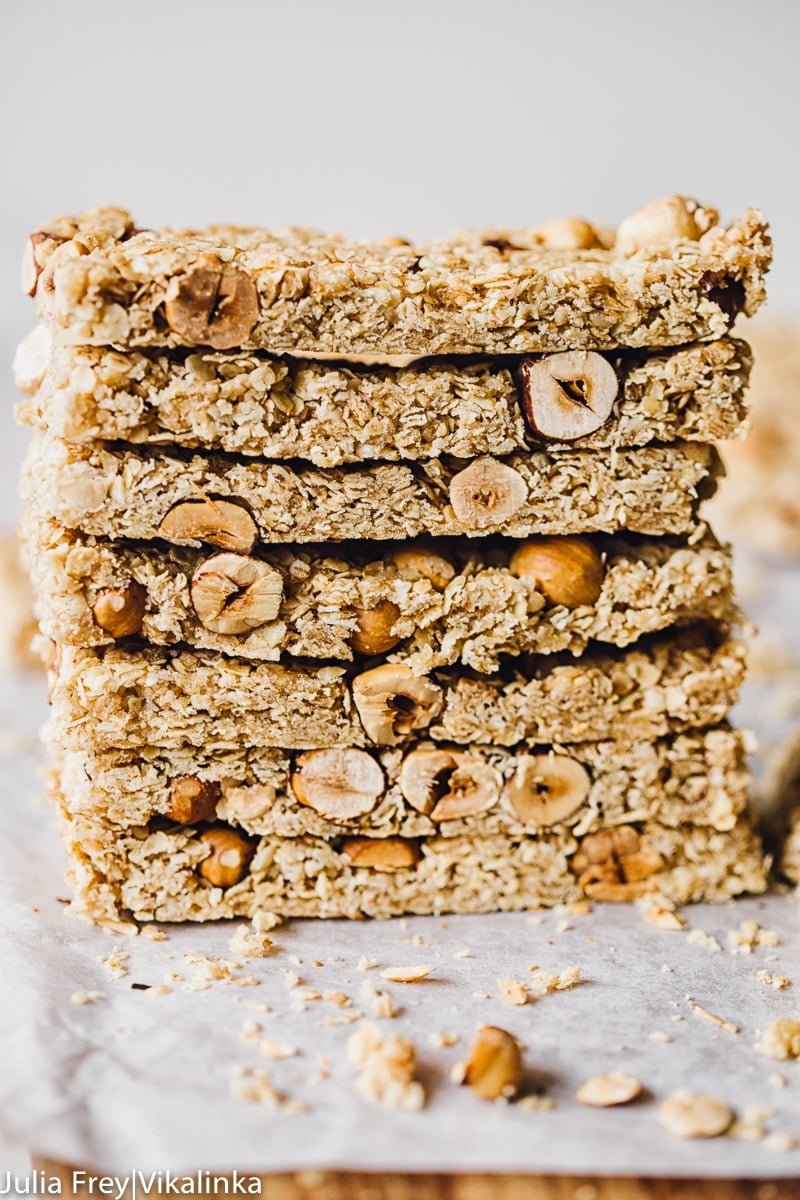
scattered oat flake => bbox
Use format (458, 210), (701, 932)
(252, 910), (283, 933)
(527, 966), (581, 997)
(644, 904), (686, 930)
(769, 1073), (787, 1088)
(357, 956), (376, 972)
(380, 965), (432, 983)
(144, 984), (171, 997)
(280, 970), (301, 989)
(230, 1065), (306, 1112)
(519, 1095), (555, 1112)
(659, 1090), (733, 1139)
(360, 981), (395, 1019)
(347, 1022), (425, 1111)
(453, 948), (472, 959)
(322, 990), (351, 1007)
(259, 1038), (298, 1060)
(428, 1031), (459, 1048)
(70, 990), (105, 1005)
(141, 926), (167, 941)
(686, 928), (722, 953)
(648, 1031), (671, 1043)
(758, 1019), (800, 1060)
(556, 919), (572, 933)
(764, 1132), (800, 1152)
(576, 1072), (642, 1108)
(757, 970), (791, 990)
(324, 1011), (363, 1027)
(686, 998), (739, 1034)
(97, 947), (130, 977)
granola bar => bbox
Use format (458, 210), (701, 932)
(56, 725), (750, 841)
(27, 199), (770, 355)
(17, 334), (751, 461)
(24, 435), (718, 545)
(46, 628), (745, 754)
(56, 794), (768, 924)
(25, 521), (736, 672)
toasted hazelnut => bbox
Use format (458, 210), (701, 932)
(455, 1026), (522, 1101)
(92, 582), (147, 639)
(158, 497), (258, 552)
(164, 255), (259, 349)
(13, 324), (51, 395)
(509, 536), (605, 608)
(449, 458), (527, 528)
(291, 748), (385, 820)
(389, 545), (456, 590)
(21, 231), (66, 297)
(615, 195), (718, 257)
(197, 825), (256, 888)
(571, 826), (664, 901)
(341, 836), (421, 870)
(399, 747), (500, 820)
(505, 753), (591, 827)
(659, 1091), (733, 1139)
(518, 351), (617, 442)
(352, 664), (443, 746)
(533, 217), (602, 250)
(167, 776), (220, 825)
(350, 600), (402, 656)
(190, 553), (282, 634)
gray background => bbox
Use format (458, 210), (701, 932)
(1, 0), (799, 521)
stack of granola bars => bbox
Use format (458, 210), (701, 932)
(15, 195), (772, 923)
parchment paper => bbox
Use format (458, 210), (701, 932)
(0, 552), (798, 1178)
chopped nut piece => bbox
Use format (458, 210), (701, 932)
(380, 965), (433, 983)
(340, 836), (421, 870)
(455, 1025), (523, 1101)
(399, 746), (500, 820)
(164, 256), (259, 349)
(92, 582), (146, 639)
(449, 457), (527, 528)
(291, 748), (385, 820)
(349, 600), (402, 656)
(197, 825), (256, 888)
(572, 826), (664, 901)
(509, 536), (605, 608)
(158, 497), (258, 552)
(21, 230), (65, 296)
(616, 195), (716, 256)
(533, 217), (603, 250)
(389, 545), (456, 589)
(758, 1019), (800, 1060)
(190, 553), (283, 634)
(659, 1090), (733, 1139)
(167, 775), (220, 825)
(518, 351), (618, 441)
(352, 663), (443, 745)
(576, 1072), (642, 1107)
(505, 752), (591, 827)
(347, 1022), (425, 1110)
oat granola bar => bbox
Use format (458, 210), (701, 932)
(24, 435), (718, 545)
(46, 629), (745, 755)
(17, 334), (750, 461)
(26, 199), (770, 355)
(56, 725), (749, 841)
(56, 792), (768, 923)
(25, 521), (735, 671)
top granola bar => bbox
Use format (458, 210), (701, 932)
(25, 197), (770, 355)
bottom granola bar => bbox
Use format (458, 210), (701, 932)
(57, 795), (767, 924)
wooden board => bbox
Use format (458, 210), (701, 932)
(33, 1161), (800, 1199)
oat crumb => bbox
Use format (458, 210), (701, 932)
(428, 1030), (459, 1048)
(686, 928), (722, 953)
(347, 1022), (425, 1111)
(497, 978), (528, 1006)
(360, 981), (395, 1019)
(70, 990), (105, 1005)
(728, 920), (780, 955)
(757, 970), (791, 990)
(758, 1019), (800, 1060)
(252, 910), (283, 933)
(380, 965), (433, 983)
(648, 1031), (671, 1043)
(519, 1095), (555, 1112)
(357, 956), (376, 972)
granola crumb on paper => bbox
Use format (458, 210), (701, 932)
(96, 947), (130, 977)
(527, 965), (581, 997)
(757, 970), (791, 990)
(357, 955), (376, 972)
(230, 1065), (307, 1113)
(70, 990), (105, 1005)
(648, 1031), (671, 1043)
(686, 928), (723, 953)
(347, 1023), (425, 1111)
(229, 926), (273, 958)
(252, 910), (283, 933)
(360, 981), (395, 1019)
(758, 1019), (800, 1060)
(728, 920), (780, 954)
(497, 977), (528, 1006)
(519, 1095), (555, 1113)
(429, 1031), (459, 1048)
